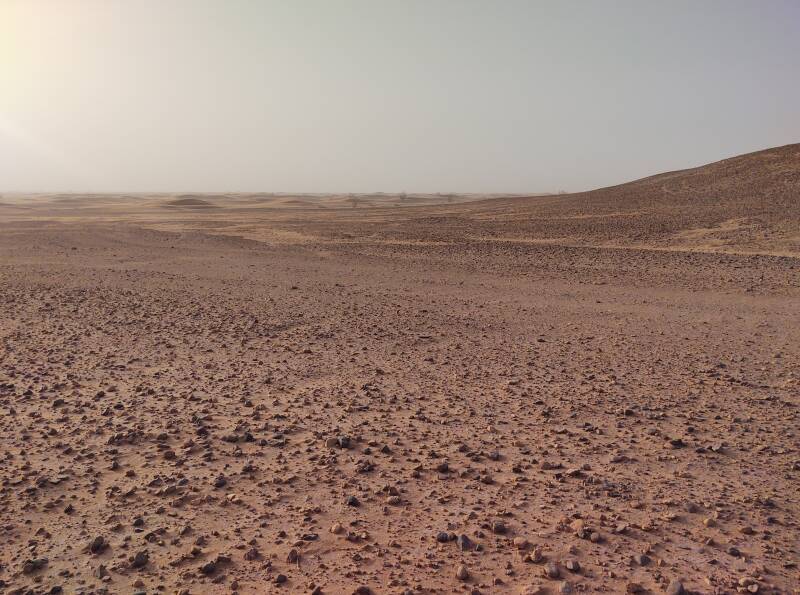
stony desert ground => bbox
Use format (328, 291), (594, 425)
(1, 145), (799, 595)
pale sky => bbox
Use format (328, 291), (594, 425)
(1, 0), (798, 193)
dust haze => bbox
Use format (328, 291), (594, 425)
(1, 2), (800, 595)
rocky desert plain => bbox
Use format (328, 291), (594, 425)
(1, 144), (799, 595)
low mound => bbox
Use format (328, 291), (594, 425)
(280, 199), (313, 206)
(453, 143), (800, 254)
(164, 197), (218, 208)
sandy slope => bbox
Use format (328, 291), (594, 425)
(0, 146), (799, 595)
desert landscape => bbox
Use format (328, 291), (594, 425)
(0, 144), (799, 595)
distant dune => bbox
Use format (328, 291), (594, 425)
(164, 197), (219, 208)
(449, 143), (800, 254)
(279, 198), (314, 206)
(510, 144), (795, 214)
(2, 144), (798, 255)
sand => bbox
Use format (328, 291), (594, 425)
(1, 145), (799, 594)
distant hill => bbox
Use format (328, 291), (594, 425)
(164, 196), (218, 208)
(458, 143), (800, 254)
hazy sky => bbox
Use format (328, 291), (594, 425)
(1, 0), (798, 193)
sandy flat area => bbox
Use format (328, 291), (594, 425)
(1, 146), (799, 594)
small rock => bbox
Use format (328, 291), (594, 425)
(199, 560), (218, 575)
(131, 550), (149, 569)
(525, 547), (544, 564)
(457, 534), (475, 551)
(544, 562), (560, 579)
(564, 559), (580, 573)
(22, 558), (48, 574)
(89, 535), (108, 554)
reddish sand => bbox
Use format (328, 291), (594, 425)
(1, 145), (799, 594)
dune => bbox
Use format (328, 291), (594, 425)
(164, 197), (219, 208)
(410, 143), (800, 255)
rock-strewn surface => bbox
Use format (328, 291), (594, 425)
(1, 145), (799, 593)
